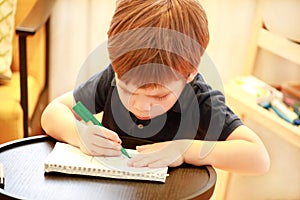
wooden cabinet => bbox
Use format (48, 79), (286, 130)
(213, 1), (300, 199)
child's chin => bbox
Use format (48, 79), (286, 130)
(135, 115), (151, 120)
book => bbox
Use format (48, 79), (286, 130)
(44, 142), (169, 183)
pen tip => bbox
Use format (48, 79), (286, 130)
(121, 148), (131, 159)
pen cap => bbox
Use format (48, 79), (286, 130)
(73, 101), (102, 126)
(73, 101), (94, 123)
(293, 119), (300, 126)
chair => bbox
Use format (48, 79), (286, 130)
(0, 0), (56, 143)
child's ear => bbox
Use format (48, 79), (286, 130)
(186, 70), (198, 83)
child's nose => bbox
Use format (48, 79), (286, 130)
(133, 97), (151, 112)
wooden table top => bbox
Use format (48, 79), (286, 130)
(0, 135), (216, 200)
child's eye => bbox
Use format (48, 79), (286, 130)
(156, 94), (169, 101)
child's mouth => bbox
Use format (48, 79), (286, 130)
(135, 115), (151, 120)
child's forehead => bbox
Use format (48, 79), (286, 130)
(115, 63), (187, 85)
(116, 75), (184, 93)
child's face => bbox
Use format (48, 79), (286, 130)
(116, 75), (186, 120)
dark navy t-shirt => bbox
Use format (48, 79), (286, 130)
(74, 64), (243, 143)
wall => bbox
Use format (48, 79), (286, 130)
(254, 49), (300, 85)
(49, 0), (115, 100)
(200, 0), (257, 83)
(49, 0), (258, 100)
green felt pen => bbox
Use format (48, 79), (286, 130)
(73, 101), (131, 158)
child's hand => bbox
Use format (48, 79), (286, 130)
(128, 140), (192, 168)
(77, 122), (122, 157)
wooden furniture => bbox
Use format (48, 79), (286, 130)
(0, 135), (216, 200)
(225, 0), (300, 152)
(16, 0), (56, 138)
(219, 1), (300, 199)
(0, 0), (56, 143)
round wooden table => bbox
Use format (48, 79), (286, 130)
(0, 135), (216, 200)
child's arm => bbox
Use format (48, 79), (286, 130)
(129, 125), (270, 175)
(183, 125), (270, 174)
(41, 91), (122, 156)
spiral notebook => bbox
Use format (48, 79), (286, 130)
(44, 142), (169, 183)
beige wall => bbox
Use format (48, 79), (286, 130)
(201, 0), (257, 83)
(49, 0), (258, 100)
(49, 0), (116, 100)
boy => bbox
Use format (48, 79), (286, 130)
(42, 0), (270, 174)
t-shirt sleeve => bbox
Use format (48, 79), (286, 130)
(73, 65), (113, 114)
(218, 106), (243, 141)
(193, 75), (243, 141)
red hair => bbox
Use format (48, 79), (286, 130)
(107, 0), (209, 86)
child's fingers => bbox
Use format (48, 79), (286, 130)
(81, 125), (121, 148)
(94, 126), (121, 143)
(79, 135), (121, 155)
(91, 148), (122, 157)
(147, 160), (168, 168)
(136, 142), (169, 153)
(128, 153), (159, 167)
(92, 135), (121, 150)
(136, 144), (152, 152)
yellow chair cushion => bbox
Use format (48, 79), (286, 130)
(0, 72), (41, 143)
(0, 100), (22, 143)
(0, 0), (47, 143)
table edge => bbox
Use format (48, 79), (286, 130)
(183, 165), (216, 200)
(0, 135), (216, 200)
(0, 135), (52, 153)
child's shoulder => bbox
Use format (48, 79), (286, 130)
(189, 73), (211, 92)
(97, 64), (116, 84)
